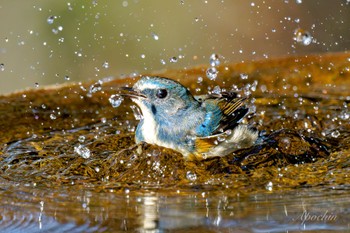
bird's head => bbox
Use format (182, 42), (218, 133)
(121, 76), (197, 119)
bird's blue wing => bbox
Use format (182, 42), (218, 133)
(194, 101), (222, 137)
(192, 92), (249, 157)
(214, 95), (248, 134)
(195, 92), (248, 135)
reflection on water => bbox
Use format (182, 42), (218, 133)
(0, 184), (349, 232)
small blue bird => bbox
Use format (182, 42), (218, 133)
(120, 76), (258, 160)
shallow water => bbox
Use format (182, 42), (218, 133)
(0, 185), (350, 233)
(0, 53), (350, 232)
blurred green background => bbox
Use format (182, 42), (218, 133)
(0, 0), (349, 94)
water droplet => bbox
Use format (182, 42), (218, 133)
(293, 28), (313, 46)
(340, 111), (350, 120)
(194, 17), (199, 22)
(88, 80), (103, 96)
(102, 61), (109, 69)
(250, 80), (258, 91)
(186, 171), (197, 181)
(58, 26), (63, 31)
(170, 57), (178, 63)
(240, 73), (248, 80)
(206, 67), (218, 80)
(78, 135), (85, 143)
(41, 104), (47, 109)
(67, 2), (73, 10)
(122, 1), (128, 7)
(50, 113), (57, 120)
(64, 75), (70, 81)
(74, 144), (91, 159)
(130, 105), (143, 120)
(331, 130), (340, 138)
(209, 53), (220, 66)
(160, 59), (166, 65)
(0, 63), (5, 71)
(296, 0), (302, 3)
(47, 15), (56, 24)
(35, 82), (39, 88)
(151, 32), (159, 40)
(265, 181), (273, 191)
(141, 54), (146, 59)
(109, 94), (124, 108)
(212, 85), (221, 95)
(197, 77), (203, 83)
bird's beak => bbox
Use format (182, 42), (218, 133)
(118, 87), (146, 99)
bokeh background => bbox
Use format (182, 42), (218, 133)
(0, 0), (349, 94)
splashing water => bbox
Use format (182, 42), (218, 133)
(74, 144), (91, 159)
(206, 67), (218, 80)
(109, 94), (124, 108)
(212, 85), (221, 95)
(209, 53), (221, 66)
(130, 105), (143, 120)
(186, 171), (197, 181)
(87, 80), (103, 97)
(151, 32), (159, 40)
(240, 73), (249, 80)
(293, 28), (313, 46)
(102, 61), (109, 69)
(170, 57), (178, 63)
(47, 15), (56, 24)
(50, 114), (57, 120)
(78, 135), (86, 143)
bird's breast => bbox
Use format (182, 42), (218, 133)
(139, 109), (160, 145)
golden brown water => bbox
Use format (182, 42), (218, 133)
(0, 53), (350, 232)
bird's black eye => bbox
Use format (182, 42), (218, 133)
(156, 89), (168, 99)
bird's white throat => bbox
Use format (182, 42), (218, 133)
(132, 99), (159, 144)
